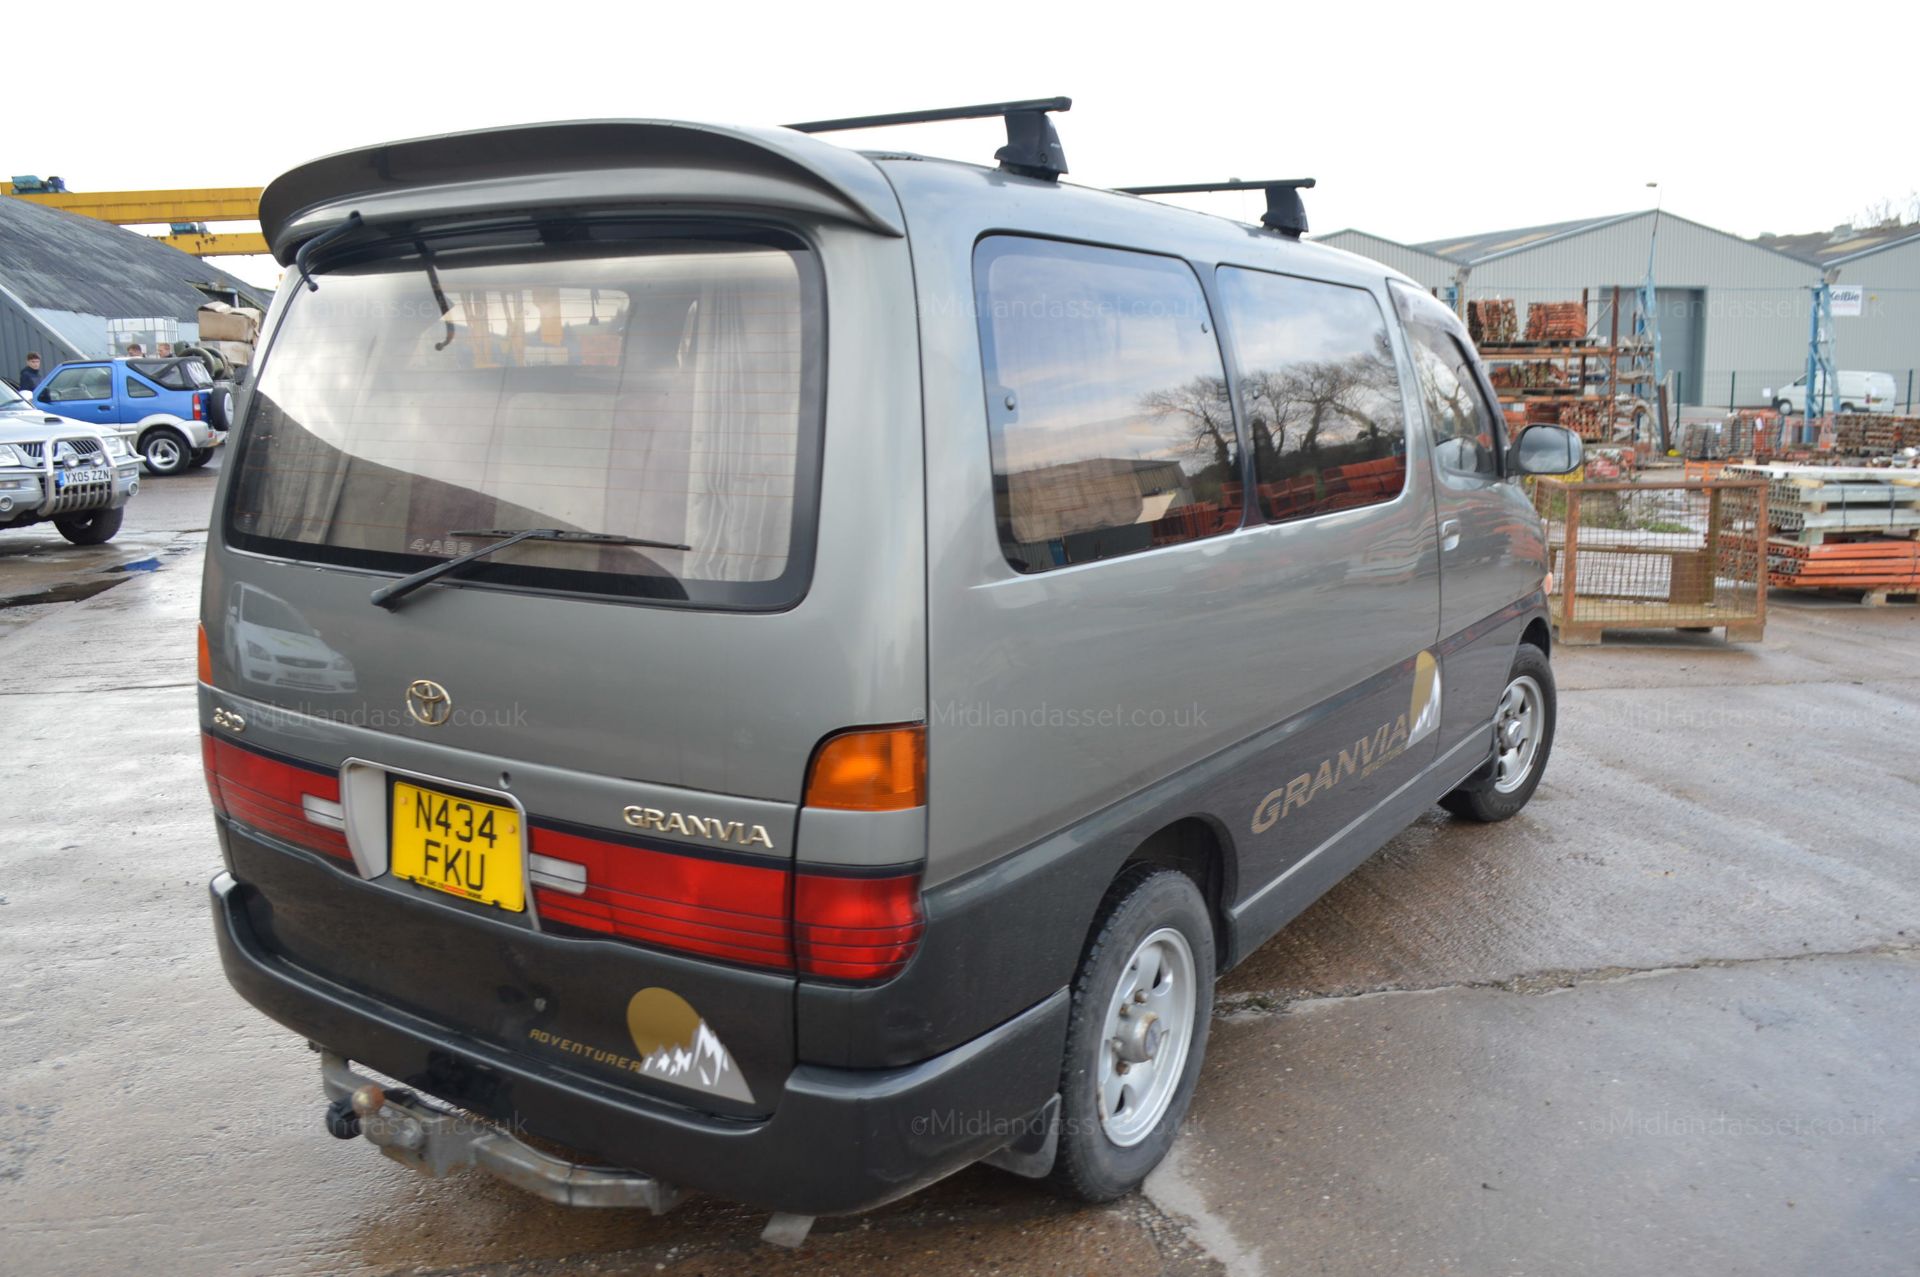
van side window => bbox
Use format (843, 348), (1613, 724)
(1214, 268), (1407, 523)
(1402, 319), (1502, 479)
(973, 237), (1240, 573)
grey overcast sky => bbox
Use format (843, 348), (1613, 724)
(15, 0), (1911, 288)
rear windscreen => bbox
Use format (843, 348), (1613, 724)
(226, 230), (824, 608)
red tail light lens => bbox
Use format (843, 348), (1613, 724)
(530, 826), (924, 983)
(795, 871), (924, 982)
(192, 391), (206, 421)
(532, 826), (792, 969)
(202, 734), (350, 861)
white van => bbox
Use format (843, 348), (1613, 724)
(1767, 370), (1899, 416)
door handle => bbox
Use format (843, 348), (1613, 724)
(1439, 519), (1462, 552)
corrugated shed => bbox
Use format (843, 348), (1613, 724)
(0, 196), (269, 319)
(1459, 211), (1824, 406)
(0, 195), (271, 382)
(1312, 230), (1458, 291)
(1823, 236), (1920, 402)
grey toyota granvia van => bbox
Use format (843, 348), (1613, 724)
(201, 98), (1583, 1237)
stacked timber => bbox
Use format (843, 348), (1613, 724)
(1560, 400), (1611, 440)
(1490, 362), (1565, 391)
(1468, 299), (1518, 345)
(1525, 301), (1587, 342)
(1832, 413), (1917, 455)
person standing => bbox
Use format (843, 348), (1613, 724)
(125, 342), (145, 358)
(17, 352), (42, 391)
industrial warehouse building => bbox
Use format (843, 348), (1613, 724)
(0, 195), (270, 385)
(1318, 213), (1920, 412)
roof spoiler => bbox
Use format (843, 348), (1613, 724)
(259, 119), (908, 264)
(1117, 178), (1317, 239)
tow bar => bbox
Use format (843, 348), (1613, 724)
(317, 1051), (683, 1212)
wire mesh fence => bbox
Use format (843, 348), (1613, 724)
(1531, 478), (1768, 643)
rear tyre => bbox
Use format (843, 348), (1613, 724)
(141, 427), (189, 476)
(1774, 399), (1794, 419)
(1048, 867), (1213, 1203)
(54, 507), (123, 545)
(1440, 642), (1556, 823)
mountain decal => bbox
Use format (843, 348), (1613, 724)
(626, 987), (754, 1105)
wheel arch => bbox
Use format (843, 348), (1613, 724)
(136, 418), (189, 447)
(1116, 815), (1236, 972)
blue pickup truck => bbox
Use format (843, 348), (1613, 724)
(30, 357), (235, 476)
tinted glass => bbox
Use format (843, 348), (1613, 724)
(974, 237), (1239, 572)
(127, 378), (158, 398)
(1215, 268), (1407, 523)
(226, 232), (823, 609)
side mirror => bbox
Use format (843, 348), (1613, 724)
(1512, 424), (1583, 476)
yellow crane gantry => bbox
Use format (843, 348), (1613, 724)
(1, 181), (268, 255)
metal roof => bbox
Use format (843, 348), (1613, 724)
(0, 194), (270, 321)
(1754, 222), (1920, 265)
(1415, 212), (1647, 264)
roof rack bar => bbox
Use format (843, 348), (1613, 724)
(1116, 178), (1317, 239)
(785, 97), (1072, 183)
(784, 97), (1072, 135)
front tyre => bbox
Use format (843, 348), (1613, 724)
(54, 507), (123, 545)
(1049, 867), (1213, 1202)
(1440, 642), (1556, 823)
(141, 427), (189, 476)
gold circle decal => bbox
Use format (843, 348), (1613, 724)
(625, 987), (702, 1058)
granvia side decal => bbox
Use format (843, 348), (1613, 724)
(526, 987), (755, 1104)
(1251, 651), (1441, 833)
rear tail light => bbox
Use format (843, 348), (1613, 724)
(531, 826), (925, 983)
(531, 825), (791, 969)
(196, 623), (211, 683)
(804, 724), (926, 811)
(192, 392), (206, 421)
(202, 733), (350, 861)
(795, 871), (924, 981)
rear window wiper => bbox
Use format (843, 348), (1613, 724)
(370, 527), (692, 611)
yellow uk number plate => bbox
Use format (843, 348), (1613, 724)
(389, 781), (525, 912)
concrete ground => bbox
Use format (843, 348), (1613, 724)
(2, 464), (1916, 1276)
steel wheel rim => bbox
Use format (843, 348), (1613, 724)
(1097, 926), (1196, 1147)
(147, 437), (182, 470)
(1493, 674), (1545, 794)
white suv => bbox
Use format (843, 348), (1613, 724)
(0, 384), (142, 544)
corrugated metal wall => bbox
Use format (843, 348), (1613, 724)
(1314, 230), (1458, 291)
(0, 289), (83, 389)
(1462, 212), (1821, 407)
(1830, 240), (1920, 411)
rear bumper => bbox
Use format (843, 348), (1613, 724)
(210, 871), (1068, 1215)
